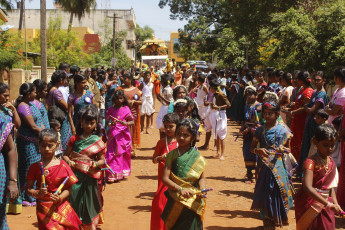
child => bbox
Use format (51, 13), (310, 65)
(63, 105), (106, 229)
(250, 101), (294, 228)
(209, 79), (231, 160)
(240, 86), (262, 183)
(168, 85), (189, 113)
(100, 87), (106, 126)
(161, 119), (207, 230)
(194, 74), (209, 122)
(173, 99), (189, 120)
(26, 129), (81, 229)
(308, 109), (329, 157)
(151, 113), (179, 230)
(156, 74), (174, 138)
(105, 90), (134, 182)
(140, 71), (155, 134)
(49, 119), (63, 159)
(295, 124), (344, 229)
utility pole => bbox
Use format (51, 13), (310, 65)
(107, 13), (121, 59)
(40, 0), (47, 81)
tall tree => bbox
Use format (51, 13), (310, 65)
(53, 0), (96, 32)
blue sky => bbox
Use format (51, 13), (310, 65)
(25, 0), (187, 40)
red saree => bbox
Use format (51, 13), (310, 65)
(150, 138), (178, 230)
(290, 87), (313, 162)
(338, 115), (345, 209)
(295, 158), (338, 230)
(26, 161), (81, 230)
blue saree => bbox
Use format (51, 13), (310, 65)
(251, 123), (294, 227)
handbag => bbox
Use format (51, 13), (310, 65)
(48, 89), (66, 124)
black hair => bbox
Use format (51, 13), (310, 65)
(48, 70), (67, 92)
(33, 79), (47, 94)
(281, 72), (292, 86)
(76, 104), (101, 136)
(49, 119), (61, 129)
(74, 74), (87, 91)
(231, 74), (238, 81)
(173, 86), (188, 100)
(207, 73), (217, 82)
(162, 112), (179, 124)
(174, 99), (188, 110)
(333, 67), (345, 83)
(39, 128), (59, 143)
(144, 71), (151, 76)
(313, 71), (325, 79)
(209, 79), (220, 88)
(274, 70), (284, 78)
(112, 89), (129, 107)
(97, 74), (105, 82)
(0, 83), (9, 94)
(332, 115), (342, 129)
(245, 71), (253, 81)
(176, 118), (198, 147)
(16, 83), (35, 106)
(160, 74), (170, 87)
(58, 62), (70, 71)
(313, 123), (337, 142)
(297, 70), (311, 87)
(266, 67), (274, 73)
(197, 74), (206, 83)
(185, 96), (201, 121)
(262, 101), (280, 114)
(268, 70), (275, 80)
(70, 65), (80, 75)
(122, 73), (133, 80)
(316, 109), (329, 120)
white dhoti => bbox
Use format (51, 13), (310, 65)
(203, 106), (212, 133)
(140, 95), (155, 116)
(155, 105), (169, 130)
(210, 109), (227, 140)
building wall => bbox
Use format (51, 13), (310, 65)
(5, 9), (136, 59)
(168, 32), (184, 63)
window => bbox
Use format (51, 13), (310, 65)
(173, 38), (180, 54)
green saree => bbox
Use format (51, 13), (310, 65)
(161, 147), (207, 230)
(68, 135), (105, 229)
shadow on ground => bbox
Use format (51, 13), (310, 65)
(207, 176), (243, 183)
(214, 209), (261, 220)
(128, 205), (151, 214)
(136, 175), (156, 180)
(136, 192), (155, 200)
(218, 190), (253, 199)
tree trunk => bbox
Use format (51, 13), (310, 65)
(18, 0), (24, 32)
(68, 13), (73, 32)
(40, 0), (47, 82)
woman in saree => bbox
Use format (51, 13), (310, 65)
(250, 102), (294, 228)
(288, 71), (313, 163)
(116, 73), (142, 156)
(105, 73), (119, 111)
(16, 83), (44, 206)
(68, 74), (95, 137)
(0, 83), (21, 129)
(26, 129), (81, 230)
(162, 119), (207, 230)
(105, 89), (134, 182)
(32, 79), (50, 129)
(298, 72), (328, 177)
(332, 67), (345, 209)
(63, 105), (106, 229)
(47, 70), (71, 151)
(295, 124), (343, 230)
(0, 121), (19, 229)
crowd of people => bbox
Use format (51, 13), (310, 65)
(0, 62), (344, 230)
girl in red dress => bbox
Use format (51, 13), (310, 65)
(150, 113), (179, 230)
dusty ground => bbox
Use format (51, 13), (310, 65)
(7, 107), (345, 229)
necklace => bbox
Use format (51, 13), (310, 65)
(263, 122), (278, 149)
(315, 153), (330, 172)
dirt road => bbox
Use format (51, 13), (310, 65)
(7, 113), (345, 229)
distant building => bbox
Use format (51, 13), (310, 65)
(168, 31), (184, 64)
(5, 9), (136, 59)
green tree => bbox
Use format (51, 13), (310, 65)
(134, 24), (154, 56)
(29, 16), (93, 68)
(53, 0), (97, 31)
(0, 0), (14, 10)
(259, 0), (345, 76)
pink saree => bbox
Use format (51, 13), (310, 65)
(106, 106), (134, 181)
(295, 157), (338, 230)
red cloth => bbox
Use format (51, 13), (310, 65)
(150, 138), (177, 230)
(295, 158), (337, 229)
(290, 87), (313, 162)
(338, 116), (345, 208)
(26, 161), (81, 229)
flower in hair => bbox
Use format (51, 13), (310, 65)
(174, 99), (187, 105)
